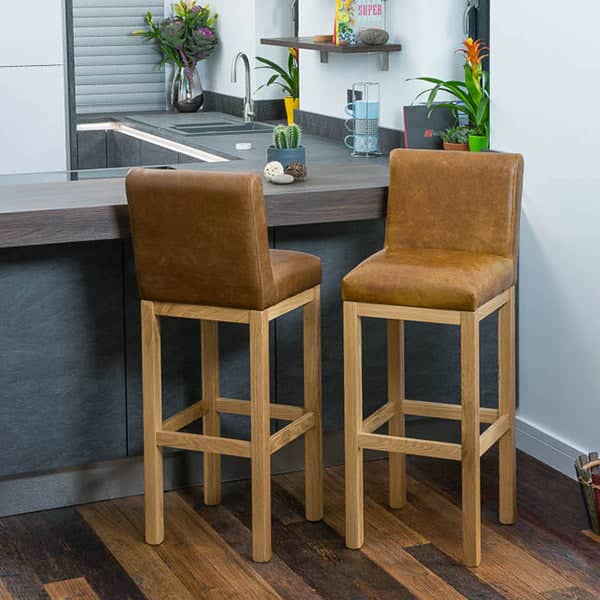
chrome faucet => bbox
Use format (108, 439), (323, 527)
(231, 52), (255, 123)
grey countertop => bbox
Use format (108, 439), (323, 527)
(80, 110), (382, 166)
(0, 111), (391, 248)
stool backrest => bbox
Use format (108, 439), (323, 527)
(385, 149), (524, 261)
(126, 168), (277, 309)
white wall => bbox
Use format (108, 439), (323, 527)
(299, 0), (465, 129)
(198, 0), (294, 100)
(0, 0), (68, 174)
(492, 1), (600, 474)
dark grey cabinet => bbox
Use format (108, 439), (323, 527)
(77, 131), (107, 170)
(0, 242), (127, 477)
(77, 130), (200, 171)
(0, 228), (499, 478)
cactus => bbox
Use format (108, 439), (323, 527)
(273, 124), (302, 149)
(273, 125), (289, 149)
(286, 124), (302, 149)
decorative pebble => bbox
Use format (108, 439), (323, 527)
(264, 161), (284, 181)
(285, 162), (308, 181)
(270, 174), (295, 185)
(359, 28), (390, 46)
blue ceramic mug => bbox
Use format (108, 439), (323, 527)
(344, 133), (379, 153)
(345, 118), (379, 135)
(345, 100), (380, 120)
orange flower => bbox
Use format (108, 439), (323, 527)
(288, 47), (298, 60)
(459, 38), (489, 68)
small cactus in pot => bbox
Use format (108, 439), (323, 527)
(268, 124), (306, 171)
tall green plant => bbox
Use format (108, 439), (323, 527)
(413, 38), (490, 137)
(256, 49), (299, 99)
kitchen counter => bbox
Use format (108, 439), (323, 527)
(0, 111), (389, 248)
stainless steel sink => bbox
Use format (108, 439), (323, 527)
(170, 122), (273, 136)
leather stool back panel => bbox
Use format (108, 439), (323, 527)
(386, 150), (524, 263)
(126, 169), (277, 310)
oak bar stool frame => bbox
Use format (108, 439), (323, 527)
(343, 149), (524, 567)
(127, 168), (323, 563)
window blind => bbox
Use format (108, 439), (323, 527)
(73, 0), (166, 114)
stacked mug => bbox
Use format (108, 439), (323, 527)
(344, 82), (381, 157)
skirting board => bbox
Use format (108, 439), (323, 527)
(516, 416), (583, 480)
(0, 418), (580, 517)
(0, 431), (384, 518)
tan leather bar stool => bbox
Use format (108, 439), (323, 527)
(342, 149), (524, 567)
(126, 168), (323, 563)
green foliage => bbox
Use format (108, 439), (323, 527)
(411, 39), (490, 137)
(256, 49), (299, 99)
(441, 126), (476, 144)
(412, 75), (489, 137)
(273, 124), (302, 149)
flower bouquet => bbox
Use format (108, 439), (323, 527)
(133, 0), (218, 112)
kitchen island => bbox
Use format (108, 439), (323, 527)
(0, 114), (499, 516)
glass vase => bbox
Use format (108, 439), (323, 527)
(170, 66), (204, 113)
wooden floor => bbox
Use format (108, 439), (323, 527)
(1, 449), (599, 600)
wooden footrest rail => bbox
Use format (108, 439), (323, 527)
(156, 397), (316, 459)
(160, 397), (305, 433)
(359, 400), (511, 460)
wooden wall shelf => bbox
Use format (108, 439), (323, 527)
(260, 37), (402, 72)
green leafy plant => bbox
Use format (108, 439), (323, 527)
(273, 124), (303, 149)
(256, 49), (299, 99)
(441, 126), (476, 144)
(132, 1), (218, 78)
(413, 38), (490, 137)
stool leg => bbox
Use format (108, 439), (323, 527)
(304, 287), (323, 522)
(141, 301), (164, 545)
(461, 311), (481, 567)
(344, 302), (364, 549)
(387, 320), (406, 509)
(201, 321), (221, 506)
(498, 287), (517, 525)
(250, 310), (272, 562)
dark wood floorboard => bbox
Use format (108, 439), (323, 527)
(206, 479), (416, 599)
(180, 491), (324, 600)
(404, 543), (504, 600)
(406, 449), (600, 597)
(0, 507), (143, 600)
(1, 454), (599, 600)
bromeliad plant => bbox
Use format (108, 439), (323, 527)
(414, 38), (490, 138)
(133, 1), (218, 79)
(273, 124), (303, 149)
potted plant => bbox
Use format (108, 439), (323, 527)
(441, 126), (475, 151)
(267, 124), (305, 169)
(413, 38), (490, 151)
(133, 1), (218, 112)
(256, 49), (299, 125)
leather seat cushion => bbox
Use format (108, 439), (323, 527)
(270, 249), (322, 304)
(342, 249), (514, 311)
